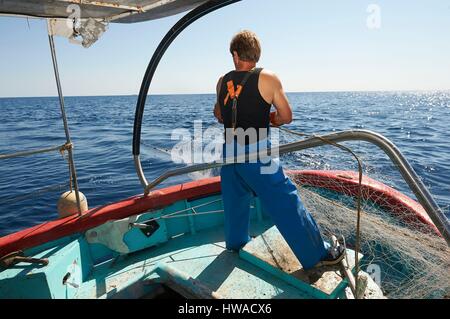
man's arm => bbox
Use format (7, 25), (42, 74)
(214, 76), (224, 124)
(270, 74), (293, 126)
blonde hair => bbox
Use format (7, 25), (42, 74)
(230, 30), (262, 63)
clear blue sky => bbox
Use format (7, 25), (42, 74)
(0, 0), (449, 97)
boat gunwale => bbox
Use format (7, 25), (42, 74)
(0, 170), (438, 258)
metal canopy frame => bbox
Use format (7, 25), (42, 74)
(0, 0), (207, 24)
(132, 0), (242, 187)
(131, 0), (450, 245)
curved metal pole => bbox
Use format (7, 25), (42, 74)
(144, 130), (450, 246)
(133, 0), (242, 188)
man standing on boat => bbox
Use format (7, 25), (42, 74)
(214, 30), (344, 270)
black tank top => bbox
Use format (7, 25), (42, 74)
(219, 68), (272, 144)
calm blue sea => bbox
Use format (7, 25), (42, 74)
(0, 92), (449, 237)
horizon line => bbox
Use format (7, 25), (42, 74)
(0, 88), (449, 99)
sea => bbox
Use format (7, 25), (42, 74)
(0, 91), (449, 237)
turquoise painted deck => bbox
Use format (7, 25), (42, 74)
(0, 194), (356, 299)
(79, 223), (315, 299)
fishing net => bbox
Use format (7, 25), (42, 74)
(284, 146), (450, 300)
(144, 121), (450, 299)
(163, 125), (450, 299)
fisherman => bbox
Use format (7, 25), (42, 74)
(214, 30), (345, 269)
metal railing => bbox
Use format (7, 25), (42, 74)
(0, 144), (68, 160)
(0, 27), (82, 215)
(136, 130), (450, 246)
(47, 32), (82, 214)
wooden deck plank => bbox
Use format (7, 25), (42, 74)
(240, 226), (362, 299)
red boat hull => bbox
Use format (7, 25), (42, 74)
(0, 170), (439, 257)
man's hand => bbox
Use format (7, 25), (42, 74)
(270, 111), (282, 127)
(214, 103), (223, 124)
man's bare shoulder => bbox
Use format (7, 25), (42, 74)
(259, 69), (283, 93)
(260, 69), (281, 85)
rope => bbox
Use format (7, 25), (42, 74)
(59, 142), (73, 153)
(59, 143), (74, 192)
(161, 210), (224, 220)
(276, 126), (364, 298)
(155, 198), (222, 220)
(131, 199), (223, 226)
(141, 141), (172, 156)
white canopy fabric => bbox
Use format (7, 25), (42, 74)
(0, 0), (207, 23)
(1, 0), (214, 47)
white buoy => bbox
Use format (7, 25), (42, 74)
(57, 191), (88, 218)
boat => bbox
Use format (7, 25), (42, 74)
(0, 0), (449, 300)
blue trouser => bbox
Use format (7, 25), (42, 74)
(221, 142), (328, 270)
